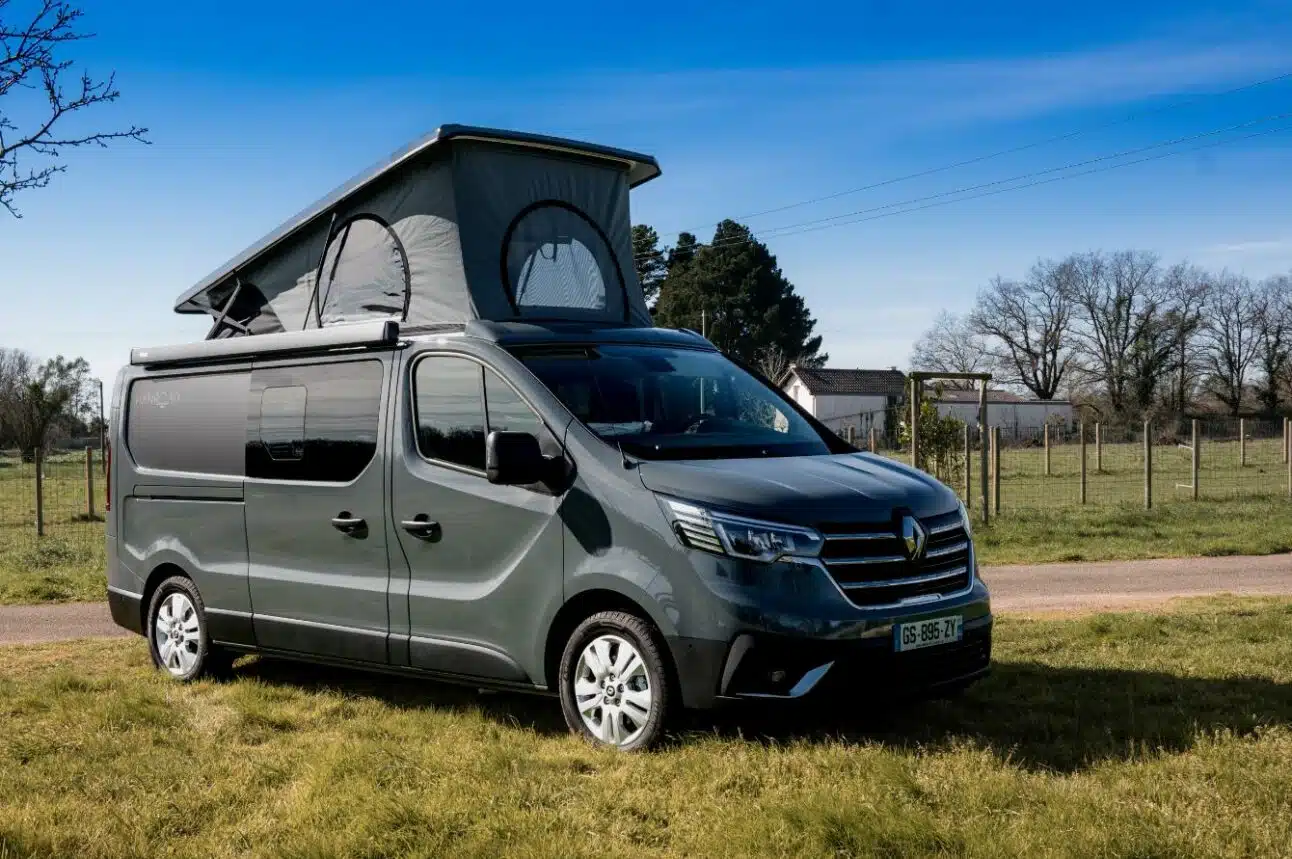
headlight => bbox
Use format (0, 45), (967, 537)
(958, 499), (973, 538)
(660, 498), (824, 563)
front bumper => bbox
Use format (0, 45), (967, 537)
(668, 611), (992, 709)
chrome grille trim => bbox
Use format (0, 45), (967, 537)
(823, 532), (895, 542)
(839, 566), (968, 590)
(924, 540), (970, 560)
(827, 554), (907, 566)
(816, 510), (974, 608)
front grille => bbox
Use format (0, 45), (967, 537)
(819, 510), (972, 608)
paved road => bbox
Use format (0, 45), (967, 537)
(3, 553), (1292, 645)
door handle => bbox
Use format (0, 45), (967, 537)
(331, 512), (368, 538)
(401, 515), (442, 542)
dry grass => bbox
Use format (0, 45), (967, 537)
(2, 597), (1291, 858)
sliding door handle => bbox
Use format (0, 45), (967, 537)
(331, 513), (368, 538)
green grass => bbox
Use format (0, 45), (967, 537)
(2, 598), (1291, 858)
(973, 495), (1292, 566)
(0, 453), (106, 605)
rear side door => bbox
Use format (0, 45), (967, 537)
(244, 355), (394, 662)
(388, 350), (566, 684)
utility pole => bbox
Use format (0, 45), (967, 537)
(700, 308), (707, 339)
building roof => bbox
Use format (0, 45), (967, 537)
(787, 366), (907, 396)
(934, 389), (1071, 405)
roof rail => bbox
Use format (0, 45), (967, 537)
(131, 320), (400, 369)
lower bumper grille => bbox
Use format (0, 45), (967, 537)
(723, 624), (992, 699)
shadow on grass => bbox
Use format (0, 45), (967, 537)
(231, 656), (1292, 772)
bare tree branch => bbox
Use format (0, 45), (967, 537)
(1201, 272), (1262, 416)
(0, 0), (148, 217)
(909, 311), (990, 388)
(969, 261), (1077, 400)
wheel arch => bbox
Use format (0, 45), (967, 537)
(543, 587), (677, 695)
(139, 562), (191, 631)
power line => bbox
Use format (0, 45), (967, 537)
(654, 69), (1292, 238)
(636, 112), (1292, 261)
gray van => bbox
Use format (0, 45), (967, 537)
(105, 126), (991, 749)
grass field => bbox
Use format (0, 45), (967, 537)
(2, 597), (1290, 858)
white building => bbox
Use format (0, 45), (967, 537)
(932, 389), (1075, 437)
(781, 366), (906, 443)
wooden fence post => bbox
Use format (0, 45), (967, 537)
(1287, 421), (1291, 498)
(1239, 418), (1246, 468)
(909, 377), (921, 470)
(1079, 421), (1087, 504)
(1095, 422), (1102, 473)
(978, 386), (989, 526)
(1144, 420), (1153, 510)
(1191, 419), (1200, 501)
(868, 426), (877, 454)
(991, 426), (1001, 514)
(85, 446), (96, 520)
(1043, 423), (1051, 476)
(963, 423), (971, 506)
(34, 448), (45, 538)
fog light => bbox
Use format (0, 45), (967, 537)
(769, 670), (787, 684)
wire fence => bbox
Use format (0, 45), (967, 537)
(1, 416), (1290, 559)
(0, 449), (107, 567)
(827, 411), (1292, 514)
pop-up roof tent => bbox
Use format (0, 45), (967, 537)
(173, 125), (662, 338)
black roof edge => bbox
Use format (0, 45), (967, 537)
(173, 124), (662, 316)
(462, 320), (716, 350)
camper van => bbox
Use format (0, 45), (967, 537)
(105, 125), (991, 750)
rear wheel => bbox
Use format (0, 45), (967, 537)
(558, 611), (672, 751)
(145, 576), (232, 681)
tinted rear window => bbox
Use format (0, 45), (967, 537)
(127, 372), (250, 476)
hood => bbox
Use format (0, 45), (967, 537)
(637, 452), (959, 527)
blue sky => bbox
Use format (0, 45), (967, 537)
(2, 0), (1291, 382)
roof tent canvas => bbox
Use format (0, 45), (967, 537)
(175, 125), (662, 337)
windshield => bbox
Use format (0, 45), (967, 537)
(511, 344), (831, 460)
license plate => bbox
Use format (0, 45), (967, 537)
(894, 615), (963, 652)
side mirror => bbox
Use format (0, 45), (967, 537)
(485, 431), (545, 485)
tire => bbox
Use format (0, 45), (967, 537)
(558, 611), (672, 751)
(145, 576), (232, 682)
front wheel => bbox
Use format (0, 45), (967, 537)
(558, 611), (672, 750)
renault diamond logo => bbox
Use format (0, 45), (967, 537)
(901, 515), (927, 560)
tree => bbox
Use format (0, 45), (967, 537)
(1201, 273), (1261, 416)
(1253, 273), (1291, 415)
(969, 260), (1076, 400)
(1, 0), (148, 217)
(1159, 262), (1212, 415)
(909, 311), (989, 388)
(653, 219), (826, 367)
(1065, 250), (1178, 417)
(631, 224), (668, 308)
(0, 348), (93, 455)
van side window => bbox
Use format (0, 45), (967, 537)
(246, 360), (383, 482)
(259, 386), (306, 461)
(414, 356), (486, 470)
(127, 371), (250, 476)
(484, 367), (546, 441)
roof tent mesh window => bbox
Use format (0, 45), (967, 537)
(315, 215), (411, 326)
(503, 202), (621, 315)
